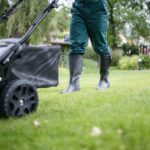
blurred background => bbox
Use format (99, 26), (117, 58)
(0, 0), (150, 69)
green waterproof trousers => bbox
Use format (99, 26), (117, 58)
(70, 0), (111, 56)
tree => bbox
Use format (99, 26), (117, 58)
(4, 0), (70, 43)
(0, 0), (9, 38)
(0, 0), (149, 46)
(108, 0), (150, 48)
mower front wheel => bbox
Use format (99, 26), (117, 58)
(0, 79), (38, 118)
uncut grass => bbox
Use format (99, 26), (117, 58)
(0, 59), (149, 150)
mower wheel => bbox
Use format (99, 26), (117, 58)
(0, 80), (38, 118)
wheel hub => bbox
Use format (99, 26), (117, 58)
(1, 80), (38, 118)
(19, 99), (25, 106)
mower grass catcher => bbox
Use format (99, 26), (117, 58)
(0, 0), (60, 118)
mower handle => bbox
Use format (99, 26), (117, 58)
(0, 0), (24, 24)
(19, 0), (60, 44)
(0, 0), (60, 63)
(48, 0), (60, 9)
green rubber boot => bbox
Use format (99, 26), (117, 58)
(97, 55), (111, 90)
(63, 54), (83, 94)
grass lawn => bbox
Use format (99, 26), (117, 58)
(0, 59), (150, 150)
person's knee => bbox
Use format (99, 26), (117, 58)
(94, 45), (111, 56)
(69, 47), (85, 55)
(70, 40), (87, 55)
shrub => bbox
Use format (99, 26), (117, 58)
(84, 47), (123, 67)
(84, 47), (98, 61)
(122, 44), (139, 55)
(111, 49), (123, 66)
(141, 55), (150, 69)
(118, 56), (130, 69)
(118, 55), (139, 70)
(83, 58), (98, 69)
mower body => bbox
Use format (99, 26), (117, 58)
(0, 38), (60, 118)
(0, 39), (60, 88)
(0, 0), (60, 118)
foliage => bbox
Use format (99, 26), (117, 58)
(108, 0), (150, 48)
(0, 0), (149, 48)
(111, 49), (123, 66)
(84, 47), (98, 61)
(52, 32), (69, 39)
(0, 0), (9, 38)
(83, 58), (98, 73)
(141, 55), (150, 69)
(122, 44), (139, 56)
(118, 55), (139, 70)
(1, 0), (70, 43)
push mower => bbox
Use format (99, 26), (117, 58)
(0, 0), (24, 24)
(0, 0), (60, 118)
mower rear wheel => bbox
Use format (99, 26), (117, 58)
(0, 80), (38, 118)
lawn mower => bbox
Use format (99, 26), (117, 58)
(0, 0), (24, 24)
(0, 0), (60, 118)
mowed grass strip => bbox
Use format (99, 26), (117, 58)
(0, 60), (150, 150)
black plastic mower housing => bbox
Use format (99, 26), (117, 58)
(0, 39), (61, 88)
(8, 45), (61, 88)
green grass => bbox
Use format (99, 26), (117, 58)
(0, 59), (150, 150)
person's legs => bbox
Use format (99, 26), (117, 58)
(87, 12), (111, 90)
(87, 12), (110, 56)
(63, 12), (89, 94)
